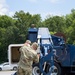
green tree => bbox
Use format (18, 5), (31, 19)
(13, 10), (42, 43)
(0, 15), (15, 62)
(65, 9), (75, 44)
(44, 16), (66, 33)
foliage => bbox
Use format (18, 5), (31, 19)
(0, 9), (75, 63)
(44, 16), (66, 33)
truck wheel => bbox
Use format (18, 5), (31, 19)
(32, 63), (41, 75)
(0, 67), (2, 71)
(13, 67), (17, 70)
(46, 62), (62, 75)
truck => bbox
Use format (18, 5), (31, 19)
(28, 27), (75, 75)
(9, 27), (75, 75)
(8, 44), (24, 70)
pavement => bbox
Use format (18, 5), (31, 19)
(0, 71), (16, 75)
(0, 70), (75, 75)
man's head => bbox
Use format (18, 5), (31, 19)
(24, 40), (31, 46)
(31, 42), (38, 50)
(31, 24), (36, 28)
(26, 40), (31, 44)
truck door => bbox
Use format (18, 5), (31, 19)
(70, 45), (75, 72)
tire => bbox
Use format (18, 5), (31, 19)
(0, 67), (2, 71)
(13, 67), (17, 71)
(46, 62), (62, 75)
(32, 63), (41, 75)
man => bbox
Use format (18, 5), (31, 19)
(31, 24), (36, 28)
(24, 40), (31, 47)
(17, 42), (39, 75)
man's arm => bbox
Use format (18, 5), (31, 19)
(33, 53), (39, 63)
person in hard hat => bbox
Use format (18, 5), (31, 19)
(17, 42), (39, 75)
(31, 24), (36, 29)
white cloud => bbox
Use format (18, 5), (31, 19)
(0, 0), (9, 15)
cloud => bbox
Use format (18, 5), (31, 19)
(0, 0), (9, 15)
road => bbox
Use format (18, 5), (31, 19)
(0, 70), (75, 75)
(0, 71), (16, 75)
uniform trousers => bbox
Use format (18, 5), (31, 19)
(17, 66), (32, 75)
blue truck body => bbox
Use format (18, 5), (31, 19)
(13, 27), (75, 75)
(28, 27), (75, 75)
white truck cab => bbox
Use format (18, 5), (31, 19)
(8, 44), (24, 67)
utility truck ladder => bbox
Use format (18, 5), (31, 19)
(37, 27), (54, 75)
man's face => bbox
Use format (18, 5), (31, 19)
(33, 45), (37, 50)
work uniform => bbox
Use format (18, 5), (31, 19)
(17, 45), (39, 75)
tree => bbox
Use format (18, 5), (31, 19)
(65, 9), (75, 44)
(13, 10), (42, 43)
(44, 16), (66, 33)
(0, 15), (15, 62)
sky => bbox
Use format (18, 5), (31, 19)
(0, 0), (75, 20)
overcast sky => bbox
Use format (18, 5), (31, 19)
(0, 0), (75, 20)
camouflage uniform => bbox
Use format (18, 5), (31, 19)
(17, 45), (39, 75)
